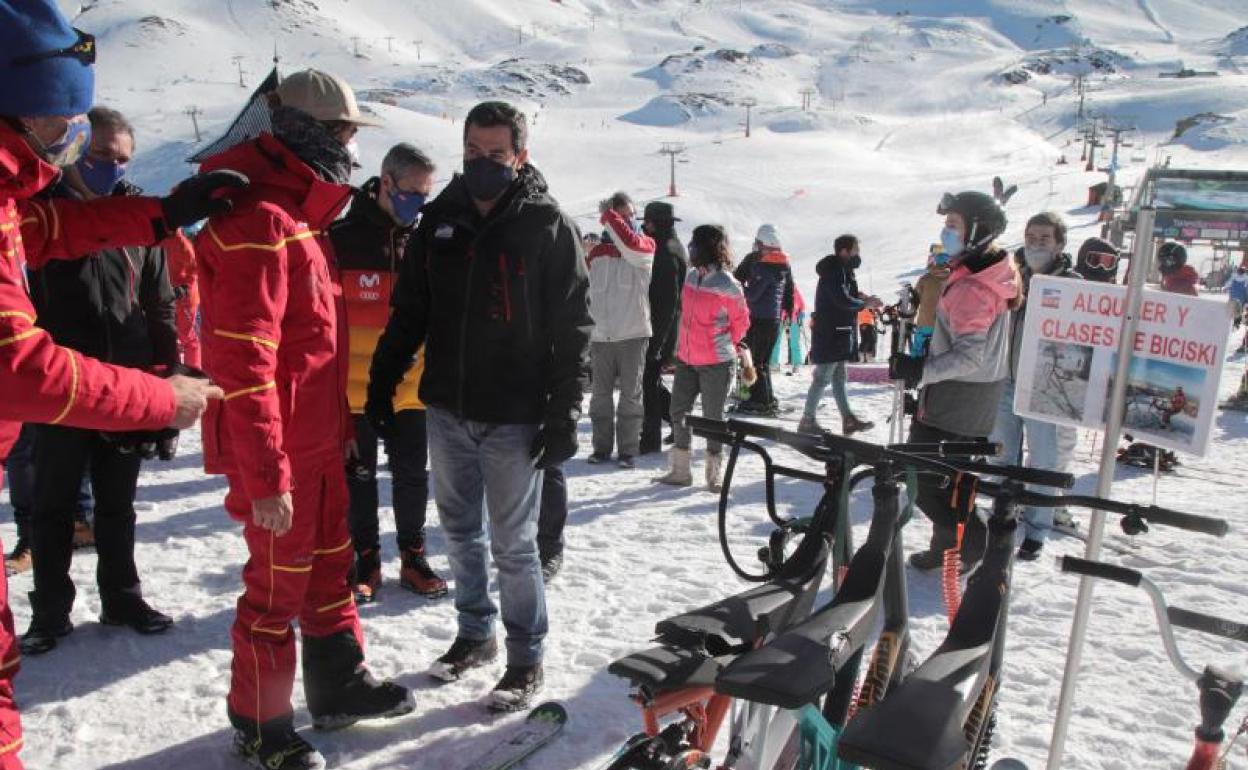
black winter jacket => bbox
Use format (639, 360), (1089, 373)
(369, 164), (592, 426)
(734, 249), (794, 321)
(28, 180), (178, 371)
(648, 226), (688, 361)
(809, 254), (864, 364)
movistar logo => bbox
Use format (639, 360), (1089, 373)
(359, 273), (381, 288)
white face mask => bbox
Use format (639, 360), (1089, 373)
(345, 139), (361, 167)
(1023, 245), (1055, 271)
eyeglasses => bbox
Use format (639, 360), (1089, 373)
(937, 192), (957, 215)
(1083, 250), (1119, 270)
(12, 29), (96, 66)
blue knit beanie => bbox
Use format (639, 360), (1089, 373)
(0, 0), (95, 117)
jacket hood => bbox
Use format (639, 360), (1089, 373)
(198, 132), (351, 229)
(758, 249), (791, 266)
(815, 253), (843, 277)
(949, 252), (1021, 304)
(0, 119), (61, 201)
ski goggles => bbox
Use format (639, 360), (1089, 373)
(936, 192), (957, 215)
(1082, 250), (1119, 270)
(12, 29), (97, 66)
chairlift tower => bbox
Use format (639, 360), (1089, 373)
(659, 142), (687, 197)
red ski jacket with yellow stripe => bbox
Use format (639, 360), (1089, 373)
(0, 121), (177, 463)
(196, 134), (352, 501)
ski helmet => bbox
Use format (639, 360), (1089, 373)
(938, 191), (1007, 254)
(1157, 241), (1187, 274)
(1077, 237), (1120, 283)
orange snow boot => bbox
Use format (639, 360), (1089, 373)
(399, 537), (448, 598)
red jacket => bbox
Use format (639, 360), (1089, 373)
(0, 121), (177, 462)
(161, 230), (201, 367)
(196, 134), (352, 501)
(1161, 265), (1199, 296)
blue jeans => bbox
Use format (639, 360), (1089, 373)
(803, 362), (852, 420)
(989, 379), (1077, 542)
(426, 407), (547, 666)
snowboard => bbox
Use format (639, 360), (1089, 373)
(460, 701), (567, 770)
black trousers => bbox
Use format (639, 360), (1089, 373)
(32, 425), (143, 619)
(536, 464), (567, 560)
(346, 410), (429, 555)
(640, 337), (672, 454)
(908, 420), (986, 551)
(744, 318), (781, 406)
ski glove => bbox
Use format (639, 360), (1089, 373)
(530, 419), (578, 469)
(161, 170), (249, 231)
(364, 392), (398, 440)
(889, 353), (925, 390)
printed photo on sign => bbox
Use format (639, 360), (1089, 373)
(1028, 341), (1093, 422)
(1106, 355), (1205, 450)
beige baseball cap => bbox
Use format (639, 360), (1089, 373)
(275, 69), (382, 127)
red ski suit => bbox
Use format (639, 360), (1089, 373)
(0, 122), (178, 768)
(196, 134), (360, 724)
(162, 229), (201, 367)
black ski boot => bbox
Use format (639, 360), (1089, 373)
(230, 709), (325, 770)
(303, 631), (415, 730)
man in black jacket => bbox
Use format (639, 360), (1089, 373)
(23, 107), (179, 655)
(367, 101), (591, 712)
(639, 201), (687, 455)
(801, 234), (879, 435)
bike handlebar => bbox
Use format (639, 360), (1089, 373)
(1060, 556), (1248, 682)
(985, 485), (1228, 537)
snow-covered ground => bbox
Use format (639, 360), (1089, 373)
(6, 0), (1248, 767)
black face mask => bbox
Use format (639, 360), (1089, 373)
(847, 255), (862, 270)
(463, 156), (517, 202)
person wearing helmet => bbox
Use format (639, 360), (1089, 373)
(891, 191), (1022, 571)
(1157, 241), (1198, 296)
(1077, 237), (1121, 284)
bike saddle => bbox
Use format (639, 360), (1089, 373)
(607, 644), (735, 695)
(655, 539), (830, 654)
(713, 546), (886, 708)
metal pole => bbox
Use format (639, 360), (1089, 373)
(1046, 206), (1156, 770)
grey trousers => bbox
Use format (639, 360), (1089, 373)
(670, 360), (734, 453)
(590, 338), (649, 457)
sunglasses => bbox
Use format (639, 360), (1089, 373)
(1083, 250), (1119, 269)
(12, 29), (96, 66)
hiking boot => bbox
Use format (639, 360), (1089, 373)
(617, 454), (636, 469)
(842, 415), (875, 436)
(908, 527), (957, 572)
(352, 549), (382, 603)
(705, 451), (723, 492)
(304, 630), (415, 730)
(4, 538), (31, 576)
(231, 711), (326, 770)
(21, 614), (73, 656)
(72, 519), (94, 550)
(586, 452), (610, 465)
(540, 552), (563, 583)
(429, 636), (499, 682)
(100, 591), (173, 634)
(654, 448), (692, 487)
(797, 415), (823, 435)
(488, 664), (544, 712)
(399, 540), (448, 598)
(1016, 538), (1043, 562)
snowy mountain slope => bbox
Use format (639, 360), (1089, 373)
(7, 1), (1248, 768)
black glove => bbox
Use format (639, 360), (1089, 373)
(364, 392), (398, 440)
(889, 353), (925, 390)
(161, 170), (249, 230)
(530, 419), (578, 469)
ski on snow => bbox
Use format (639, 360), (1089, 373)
(459, 701), (567, 770)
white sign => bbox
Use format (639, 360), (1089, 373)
(1014, 275), (1232, 456)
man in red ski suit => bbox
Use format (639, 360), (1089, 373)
(162, 227), (201, 367)
(0, 2), (231, 765)
(196, 69), (413, 769)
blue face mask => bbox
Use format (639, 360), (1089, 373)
(75, 155), (126, 196)
(940, 227), (964, 258)
(42, 119), (92, 167)
(386, 178), (426, 226)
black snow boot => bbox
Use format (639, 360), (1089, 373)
(302, 631), (415, 730)
(488, 663), (544, 712)
(908, 526), (958, 571)
(230, 709), (325, 770)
